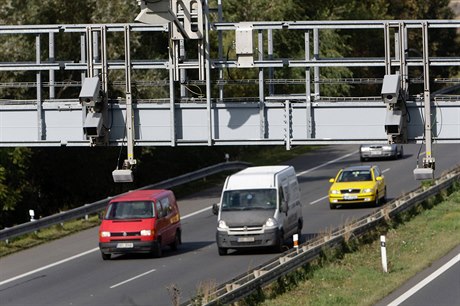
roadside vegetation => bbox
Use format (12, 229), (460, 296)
(0, 216), (100, 257)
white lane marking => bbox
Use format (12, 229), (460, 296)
(387, 253), (460, 306)
(110, 268), (156, 289)
(0, 248), (99, 287)
(310, 195), (328, 205)
(181, 206), (211, 220)
(0, 208), (210, 287)
(383, 168), (390, 173)
(296, 151), (357, 177)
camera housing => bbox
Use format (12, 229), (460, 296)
(381, 74), (400, 104)
(79, 77), (101, 107)
(83, 112), (103, 137)
(384, 109), (403, 135)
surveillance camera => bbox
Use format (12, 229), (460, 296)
(83, 112), (103, 137)
(79, 77), (101, 106)
(381, 74), (400, 104)
(384, 109), (402, 135)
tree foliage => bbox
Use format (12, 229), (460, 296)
(0, 148), (32, 219)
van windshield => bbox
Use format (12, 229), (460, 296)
(221, 189), (276, 211)
(104, 201), (155, 220)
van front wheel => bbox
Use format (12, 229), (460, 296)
(218, 247), (227, 256)
(101, 252), (111, 260)
(273, 230), (284, 253)
(170, 231), (181, 251)
(152, 240), (162, 258)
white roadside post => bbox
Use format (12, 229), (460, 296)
(293, 234), (299, 252)
(29, 209), (37, 235)
(29, 209), (35, 222)
(381, 235), (388, 273)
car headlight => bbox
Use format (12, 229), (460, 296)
(218, 220), (228, 229)
(382, 145), (392, 150)
(140, 229), (152, 236)
(100, 231), (111, 237)
(265, 217), (278, 227)
(363, 188), (374, 193)
(330, 189), (340, 194)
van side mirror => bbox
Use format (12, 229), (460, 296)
(212, 203), (219, 215)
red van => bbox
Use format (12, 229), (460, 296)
(98, 189), (181, 260)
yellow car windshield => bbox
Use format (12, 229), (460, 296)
(337, 170), (372, 182)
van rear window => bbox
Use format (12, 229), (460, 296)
(104, 201), (155, 220)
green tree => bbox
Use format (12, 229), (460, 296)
(0, 148), (32, 225)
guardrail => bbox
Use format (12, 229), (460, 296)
(0, 161), (251, 241)
(183, 166), (460, 306)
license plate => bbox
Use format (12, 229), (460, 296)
(238, 237), (255, 242)
(344, 195), (358, 200)
(117, 242), (134, 248)
(370, 151), (381, 155)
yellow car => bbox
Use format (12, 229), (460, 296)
(328, 165), (386, 209)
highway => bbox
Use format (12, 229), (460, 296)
(1, 144), (459, 306)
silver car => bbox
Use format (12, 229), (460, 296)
(359, 144), (403, 161)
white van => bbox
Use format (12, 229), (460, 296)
(215, 165), (303, 255)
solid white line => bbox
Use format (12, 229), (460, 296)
(0, 247), (99, 287)
(296, 151), (357, 177)
(387, 253), (460, 306)
(383, 168), (390, 173)
(110, 268), (156, 289)
(181, 206), (211, 220)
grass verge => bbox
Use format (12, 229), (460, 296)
(0, 215), (100, 257)
(241, 184), (460, 306)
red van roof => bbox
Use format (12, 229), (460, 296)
(109, 189), (169, 203)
